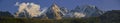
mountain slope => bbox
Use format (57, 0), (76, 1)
(0, 11), (13, 17)
(45, 3), (62, 20)
(99, 10), (120, 23)
(71, 5), (104, 18)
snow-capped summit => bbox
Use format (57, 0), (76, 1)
(71, 5), (104, 18)
(45, 3), (62, 20)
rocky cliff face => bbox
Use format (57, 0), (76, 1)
(45, 3), (62, 20)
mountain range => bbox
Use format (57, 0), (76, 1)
(11, 3), (104, 20)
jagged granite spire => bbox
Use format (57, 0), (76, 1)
(46, 3), (62, 20)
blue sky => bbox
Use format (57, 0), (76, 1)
(0, 0), (120, 14)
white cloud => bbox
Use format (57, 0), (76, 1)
(15, 2), (41, 17)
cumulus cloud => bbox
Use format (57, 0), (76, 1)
(15, 2), (41, 17)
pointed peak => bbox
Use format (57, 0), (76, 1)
(88, 5), (96, 7)
(53, 2), (57, 5)
(52, 2), (58, 6)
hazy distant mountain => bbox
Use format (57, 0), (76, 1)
(0, 11), (13, 17)
(99, 10), (120, 23)
(71, 5), (104, 18)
